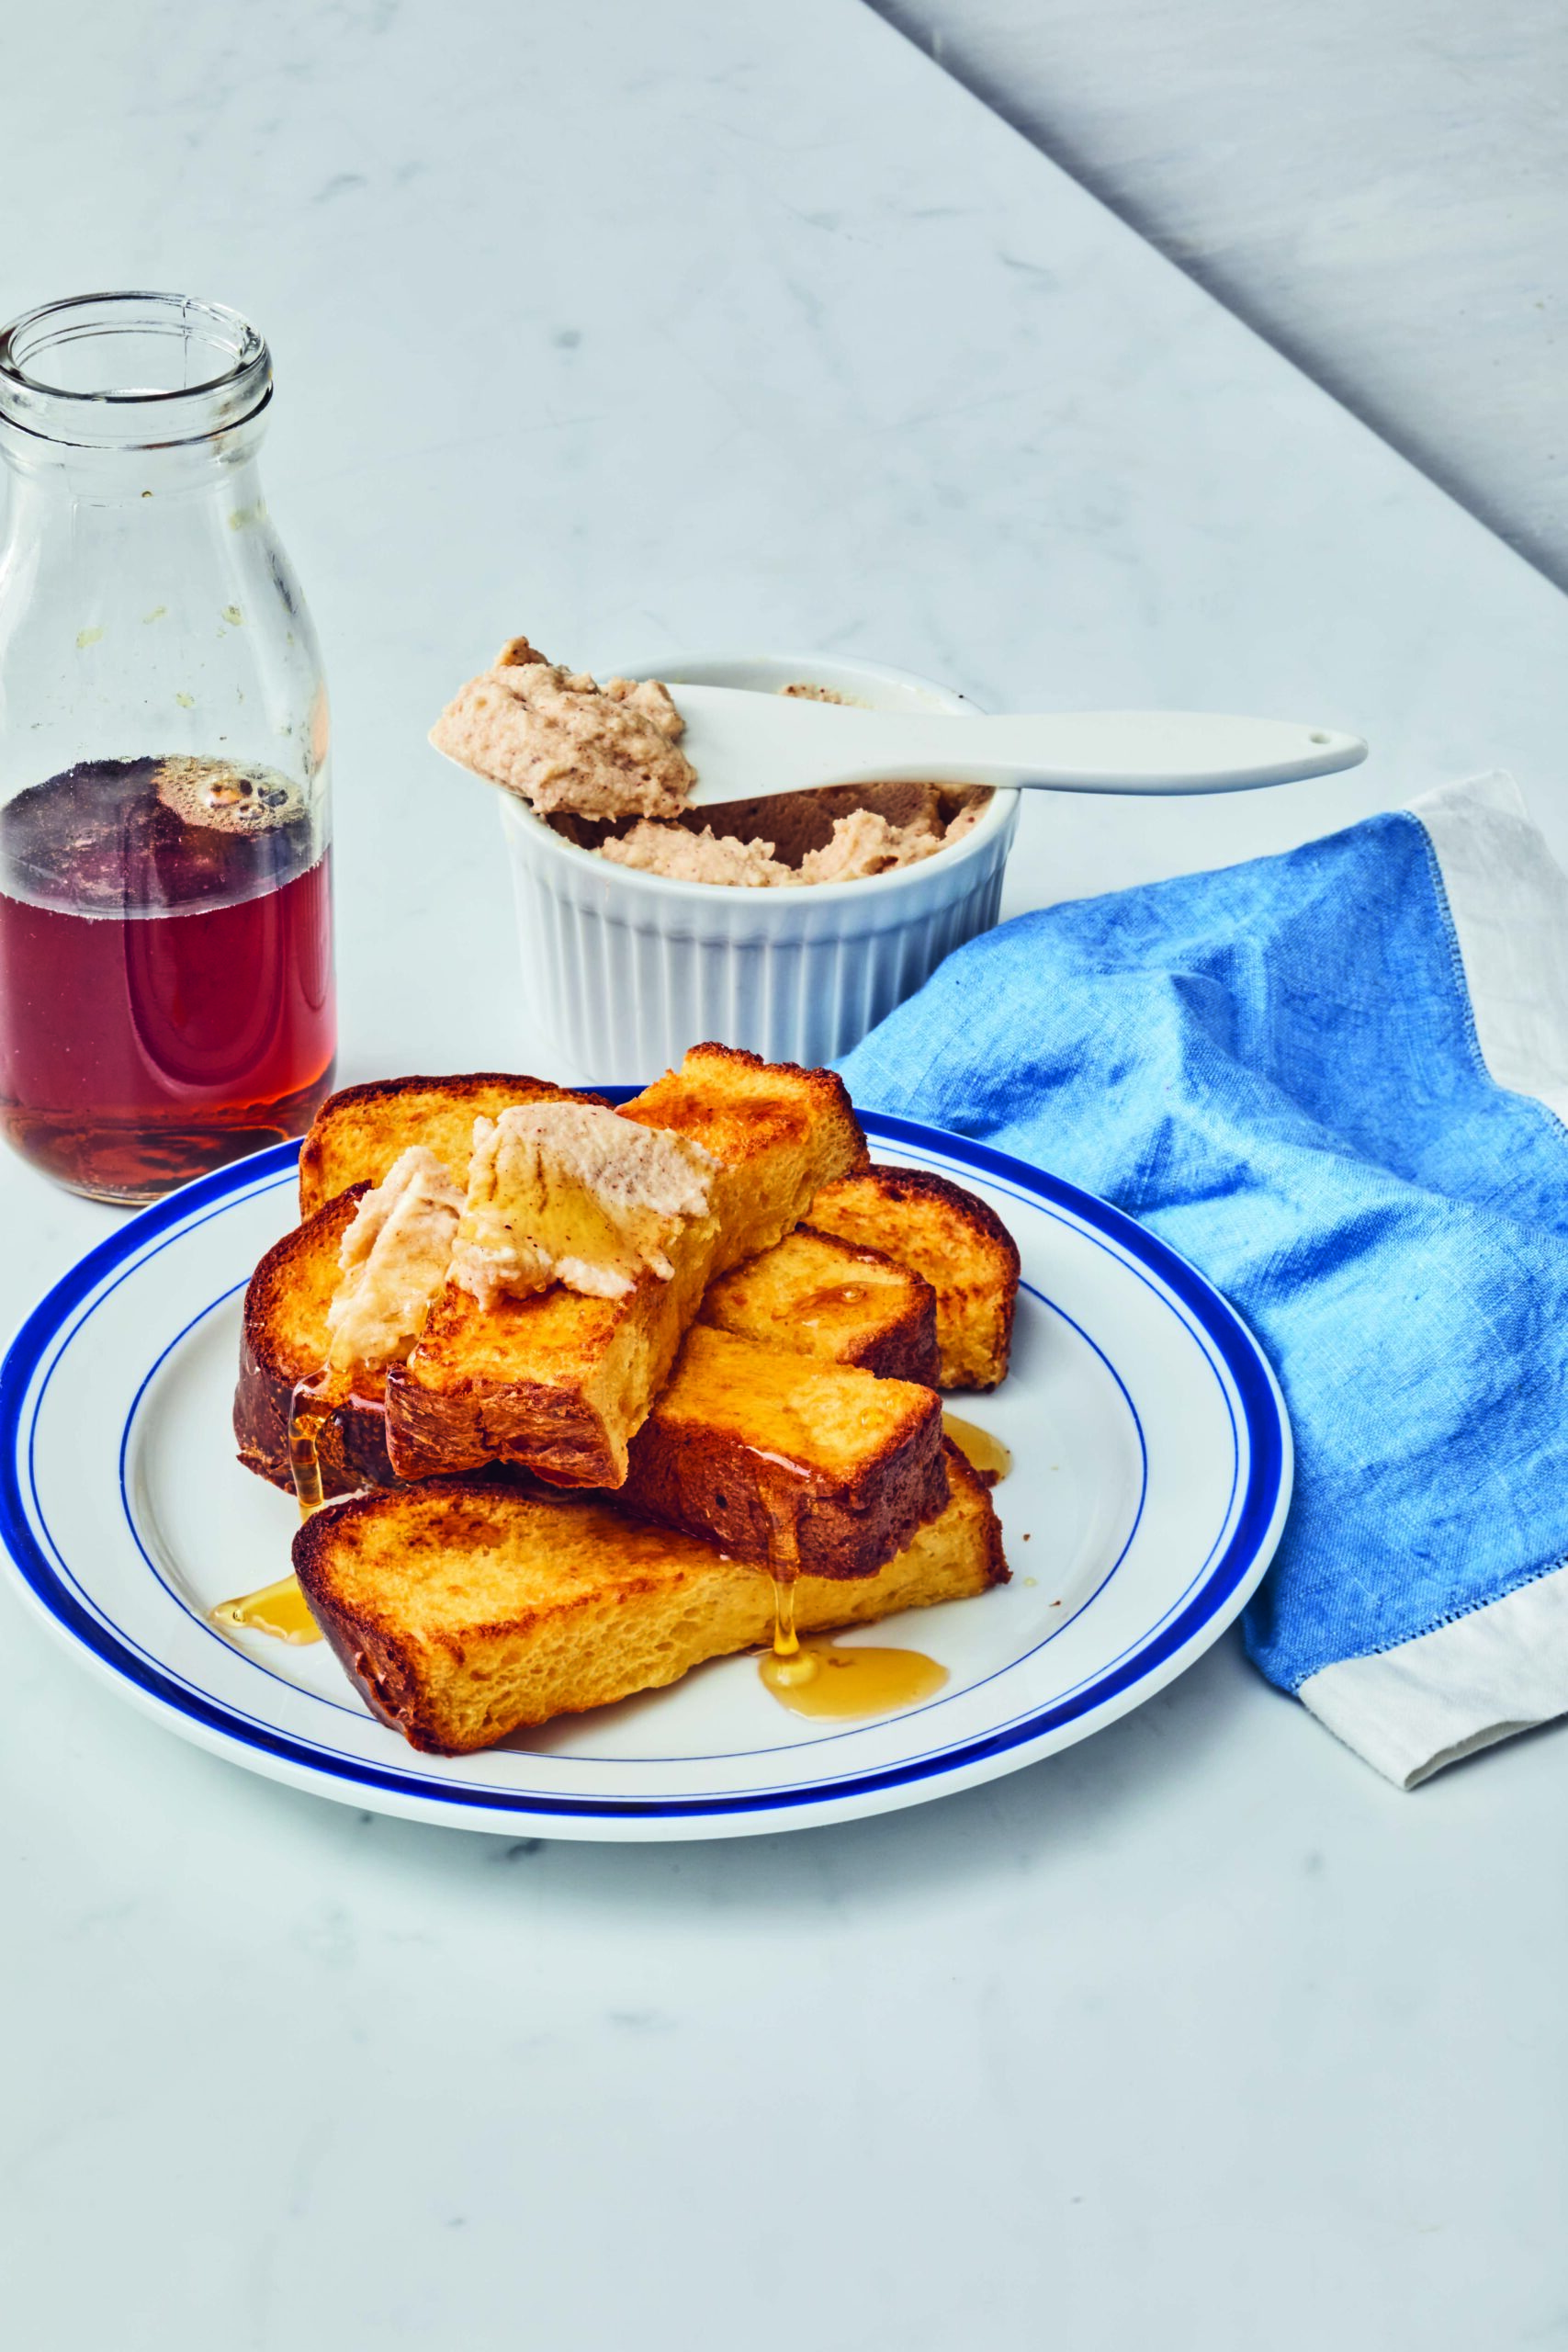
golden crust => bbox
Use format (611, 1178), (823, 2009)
(620, 1324), (948, 1577)
(298, 1072), (596, 1219)
(621, 1043), (869, 1254)
(700, 1224), (939, 1384)
(808, 1164), (1021, 1389)
(384, 1255), (707, 1489)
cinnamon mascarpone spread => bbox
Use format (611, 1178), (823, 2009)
(602, 798), (985, 887)
(432, 638), (989, 885)
(449, 1101), (718, 1307)
(430, 637), (696, 820)
(326, 1147), (466, 1372)
(326, 1108), (721, 1363)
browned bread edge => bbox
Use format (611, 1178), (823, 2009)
(782, 1225), (940, 1385)
(809, 1163), (1021, 1389)
(942, 1439), (1010, 1589)
(620, 1368), (949, 1578)
(382, 1356), (625, 1489)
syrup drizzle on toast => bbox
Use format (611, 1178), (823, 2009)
(795, 1282), (877, 1317)
(756, 1475), (948, 1719)
(212, 1372), (344, 1645)
(288, 1372), (341, 1519)
(762, 1572), (818, 1691)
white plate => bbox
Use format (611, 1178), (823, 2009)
(0, 1114), (1291, 1841)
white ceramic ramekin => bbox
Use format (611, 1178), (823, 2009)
(500, 650), (1021, 1081)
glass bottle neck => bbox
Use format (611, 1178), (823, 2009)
(0, 409), (269, 506)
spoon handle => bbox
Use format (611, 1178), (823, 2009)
(671, 687), (1368, 805)
(936, 708), (1366, 792)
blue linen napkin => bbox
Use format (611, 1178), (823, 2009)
(840, 772), (1568, 1786)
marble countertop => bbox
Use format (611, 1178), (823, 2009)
(4, 5), (1566, 2346)
(871, 0), (1568, 590)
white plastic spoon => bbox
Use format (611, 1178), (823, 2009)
(668, 685), (1366, 806)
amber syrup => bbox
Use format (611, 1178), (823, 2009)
(755, 1486), (949, 1719)
(0, 755), (334, 1200)
(211, 1372), (344, 1645)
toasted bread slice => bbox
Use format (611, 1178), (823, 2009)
(808, 1165), (1021, 1389)
(615, 1046), (865, 1276)
(699, 1225), (939, 1384)
(298, 1073), (592, 1220)
(621, 1323), (946, 1577)
(293, 1440), (1006, 1752)
(386, 1046), (868, 1488)
(233, 1185), (395, 1497)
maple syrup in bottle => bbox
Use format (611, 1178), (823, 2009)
(0, 755), (333, 1198)
(0, 293), (335, 1202)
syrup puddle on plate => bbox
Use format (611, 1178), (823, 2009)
(942, 1411), (1011, 1485)
(210, 1572), (321, 1645)
(759, 1636), (949, 1717)
(758, 1571), (948, 1719)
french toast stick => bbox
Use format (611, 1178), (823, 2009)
(621, 1324), (947, 1577)
(809, 1165), (1021, 1389)
(385, 1046), (867, 1488)
(298, 1072), (594, 1220)
(294, 1441), (1007, 1753)
(699, 1225), (939, 1384)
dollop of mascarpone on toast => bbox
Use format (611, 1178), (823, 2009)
(326, 1146), (466, 1373)
(449, 1100), (719, 1308)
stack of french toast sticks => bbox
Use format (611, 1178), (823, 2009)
(231, 1045), (1021, 1754)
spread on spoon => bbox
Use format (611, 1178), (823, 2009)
(431, 636), (991, 886)
(429, 635), (696, 820)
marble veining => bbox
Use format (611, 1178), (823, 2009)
(870, 0), (1568, 589)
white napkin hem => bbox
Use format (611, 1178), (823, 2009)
(1408, 768), (1568, 1128)
(1299, 1559), (1568, 1788)
(1303, 770), (1568, 1786)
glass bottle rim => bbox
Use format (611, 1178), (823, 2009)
(0, 291), (272, 451)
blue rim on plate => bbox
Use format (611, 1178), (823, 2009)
(0, 1113), (1292, 1829)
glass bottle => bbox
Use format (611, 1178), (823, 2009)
(0, 291), (335, 1203)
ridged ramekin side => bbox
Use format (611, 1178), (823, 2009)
(501, 652), (1019, 1080)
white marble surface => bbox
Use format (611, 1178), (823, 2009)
(869, 0), (1568, 588)
(4, 3), (1568, 2346)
